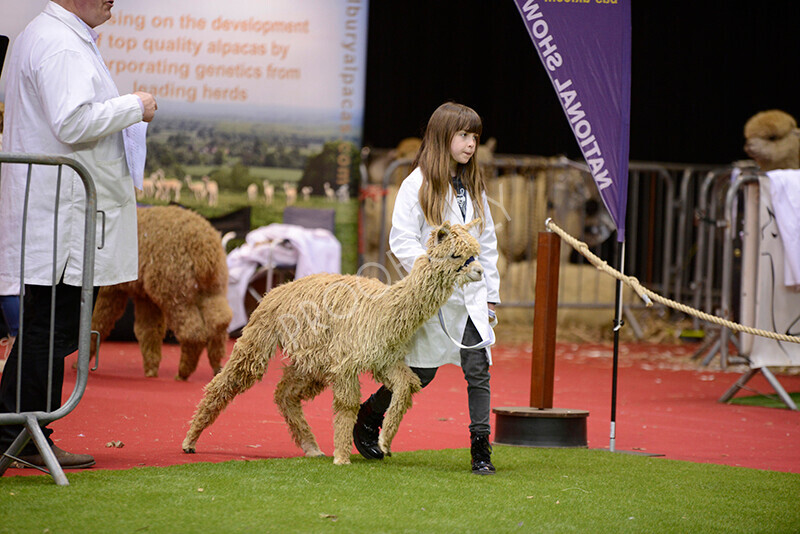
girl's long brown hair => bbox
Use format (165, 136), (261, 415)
(413, 102), (486, 230)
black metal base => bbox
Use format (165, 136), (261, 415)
(493, 407), (589, 448)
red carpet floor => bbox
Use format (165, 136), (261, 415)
(3, 339), (799, 478)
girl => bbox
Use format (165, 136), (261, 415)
(354, 102), (501, 474)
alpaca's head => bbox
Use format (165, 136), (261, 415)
(744, 110), (800, 171)
(424, 220), (483, 286)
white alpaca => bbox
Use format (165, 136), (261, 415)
(137, 177), (155, 199)
(263, 180), (274, 205)
(336, 184), (350, 203)
(203, 176), (219, 207)
(323, 181), (336, 201)
(301, 186), (313, 202)
(283, 182), (297, 206)
(161, 178), (182, 202)
(182, 220), (484, 465)
(151, 172), (166, 200)
(185, 175), (207, 202)
(247, 183), (259, 203)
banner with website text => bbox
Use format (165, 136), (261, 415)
(513, 0), (631, 241)
(0, 0), (369, 199)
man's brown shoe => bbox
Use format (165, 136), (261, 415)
(14, 445), (95, 469)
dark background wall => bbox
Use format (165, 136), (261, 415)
(362, 1), (799, 165)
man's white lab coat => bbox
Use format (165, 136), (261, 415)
(0, 2), (142, 293)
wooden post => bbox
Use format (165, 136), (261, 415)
(530, 231), (561, 409)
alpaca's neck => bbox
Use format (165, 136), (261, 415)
(382, 256), (457, 342)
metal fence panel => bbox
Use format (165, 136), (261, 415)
(0, 153), (97, 486)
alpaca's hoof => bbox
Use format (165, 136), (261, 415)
(378, 438), (392, 458)
(145, 370), (158, 378)
(333, 456), (351, 465)
(174, 374), (188, 381)
(182, 437), (197, 453)
(302, 444), (325, 457)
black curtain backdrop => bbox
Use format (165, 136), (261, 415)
(362, 1), (800, 165)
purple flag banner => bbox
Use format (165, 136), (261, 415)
(513, 0), (631, 241)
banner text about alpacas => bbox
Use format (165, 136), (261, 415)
(97, 11), (308, 103)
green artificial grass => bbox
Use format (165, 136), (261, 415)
(2, 447), (798, 533)
(727, 392), (800, 410)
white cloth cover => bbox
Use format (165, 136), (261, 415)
(226, 223), (341, 332)
(746, 177), (800, 368)
(765, 169), (800, 288)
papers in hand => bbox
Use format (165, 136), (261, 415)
(123, 121), (148, 190)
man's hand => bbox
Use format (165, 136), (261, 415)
(133, 91), (157, 122)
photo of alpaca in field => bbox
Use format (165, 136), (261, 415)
(183, 220), (485, 464)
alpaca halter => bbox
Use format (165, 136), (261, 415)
(457, 255), (476, 272)
(425, 254), (476, 271)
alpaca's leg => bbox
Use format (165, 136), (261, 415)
(330, 375), (361, 465)
(182, 339), (272, 453)
(198, 294), (233, 375)
(378, 364), (422, 456)
(205, 331), (227, 375)
(88, 287), (129, 361)
(176, 341), (204, 381)
(132, 297), (167, 377)
(274, 364), (327, 457)
(91, 287), (129, 344)
(167, 305), (206, 381)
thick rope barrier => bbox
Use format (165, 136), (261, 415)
(545, 219), (800, 345)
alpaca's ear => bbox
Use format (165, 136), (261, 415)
(436, 222), (452, 243)
(466, 218), (482, 231)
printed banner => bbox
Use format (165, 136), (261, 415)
(0, 0), (368, 191)
(513, 0), (631, 241)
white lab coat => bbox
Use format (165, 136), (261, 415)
(0, 2), (143, 293)
(390, 167), (501, 367)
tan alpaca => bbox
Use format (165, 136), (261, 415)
(744, 109), (800, 171)
(247, 183), (259, 203)
(91, 206), (232, 380)
(183, 220), (485, 465)
(203, 176), (219, 206)
(184, 175), (207, 201)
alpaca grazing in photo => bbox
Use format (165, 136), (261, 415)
(91, 206), (232, 380)
(183, 220), (484, 464)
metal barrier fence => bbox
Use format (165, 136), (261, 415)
(0, 153), (98, 486)
(359, 152), (722, 338)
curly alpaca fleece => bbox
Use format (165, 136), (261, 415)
(744, 109), (800, 171)
(91, 206), (232, 380)
(182, 220), (484, 465)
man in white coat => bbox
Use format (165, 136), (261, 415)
(0, 0), (157, 469)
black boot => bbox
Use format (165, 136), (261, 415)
(470, 432), (496, 475)
(353, 396), (385, 460)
